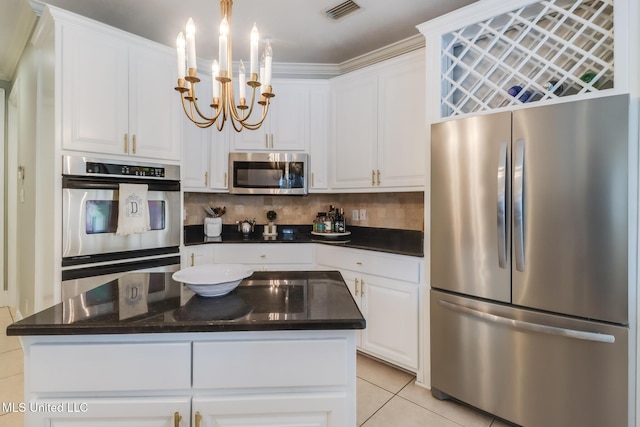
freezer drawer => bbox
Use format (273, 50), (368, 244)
(430, 290), (629, 427)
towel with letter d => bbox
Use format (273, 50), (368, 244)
(116, 183), (150, 235)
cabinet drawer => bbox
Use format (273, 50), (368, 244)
(29, 342), (191, 393)
(193, 338), (348, 389)
(316, 245), (421, 283)
(213, 243), (313, 265)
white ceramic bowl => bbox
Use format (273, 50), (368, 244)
(172, 264), (253, 297)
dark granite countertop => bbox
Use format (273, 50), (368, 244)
(7, 271), (365, 336)
(184, 225), (424, 257)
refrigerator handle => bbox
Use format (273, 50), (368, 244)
(438, 300), (615, 344)
(497, 141), (508, 268)
(514, 138), (525, 272)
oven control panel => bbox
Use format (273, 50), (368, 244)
(86, 162), (165, 178)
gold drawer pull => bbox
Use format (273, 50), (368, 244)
(174, 412), (182, 427)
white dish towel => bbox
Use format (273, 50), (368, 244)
(116, 183), (150, 236)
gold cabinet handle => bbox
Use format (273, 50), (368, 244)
(190, 253), (195, 266)
(377, 169), (381, 185)
(132, 134), (137, 154)
(355, 278), (360, 296)
(204, 171), (209, 187)
(124, 133), (129, 153)
(356, 261), (363, 265)
(371, 170), (375, 186)
(174, 412), (182, 427)
(270, 133), (274, 148)
(265, 134), (269, 148)
(311, 172), (315, 187)
(361, 279), (365, 296)
(195, 411), (202, 427)
(224, 172), (228, 187)
(260, 254), (267, 258)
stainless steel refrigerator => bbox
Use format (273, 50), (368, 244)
(430, 94), (631, 427)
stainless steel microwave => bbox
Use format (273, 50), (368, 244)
(229, 152), (308, 195)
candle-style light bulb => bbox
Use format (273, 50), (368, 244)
(219, 16), (229, 72)
(250, 23), (259, 77)
(186, 18), (197, 70)
(264, 41), (273, 87)
(239, 60), (247, 100)
(211, 60), (220, 99)
(259, 52), (265, 85)
(176, 32), (186, 80)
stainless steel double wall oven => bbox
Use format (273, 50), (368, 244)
(61, 156), (181, 300)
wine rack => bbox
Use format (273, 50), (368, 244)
(441, 0), (614, 117)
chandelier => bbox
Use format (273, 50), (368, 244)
(174, 0), (274, 131)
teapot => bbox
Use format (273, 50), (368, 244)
(236, 218), (256, 235)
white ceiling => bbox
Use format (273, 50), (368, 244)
(1, 0), (479, 81)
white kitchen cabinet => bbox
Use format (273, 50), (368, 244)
(193, 394), (345, 427)
(232, 79), (309, 151)
(182, 245), (214, 268)
(61, 17), (181, 161)
(360, 273), (419, 370)
(182, 101), (231, 192)
(30, 397), (191, 426)
(315, 245), (421, 371)
(330, 72), (377, 189)
(182, 114), (212, 190)
(211, 243), (314, 271)
(330, 50), (426, 191)
(309, 82), (330, 191)
(22, 330), (357, 426)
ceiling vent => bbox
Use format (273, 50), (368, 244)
(325, 0), (361, 20)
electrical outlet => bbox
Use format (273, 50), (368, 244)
(352, 210), (359, 221)
(359, 209), (367, 221)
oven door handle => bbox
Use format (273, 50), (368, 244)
(63, 176), (180, 192)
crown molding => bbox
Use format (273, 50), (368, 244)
(28, 0), (46, 16)
(338, 34), (425, 74)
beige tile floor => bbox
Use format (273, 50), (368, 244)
(0, 306), (514, 427)
(356, 354), (515, 427)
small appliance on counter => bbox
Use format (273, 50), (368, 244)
(237, 218), (256, 235)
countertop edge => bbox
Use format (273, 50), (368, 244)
(184, 224), (425, 258)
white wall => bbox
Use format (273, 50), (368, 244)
(10, 42), (39, 316)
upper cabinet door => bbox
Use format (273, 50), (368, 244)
(61, 23), (181, 161)
(330, 72), (378, 189)
(377, 54), (426, 188)
(129, 44), (181, 161)
(61, 24), (129, 155)
(232, 79), (308, 151)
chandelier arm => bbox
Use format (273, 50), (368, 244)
(190, 86), (223, 124)
(180, 93), (216, 128)
(238, 101), (270, 130)
(229, 83), (259, 124)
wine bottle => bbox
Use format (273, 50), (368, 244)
(543, 80), (564, 96)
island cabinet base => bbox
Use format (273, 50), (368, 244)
(21, 330), (357, 427)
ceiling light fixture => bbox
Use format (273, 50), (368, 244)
(175, 0), (274, 131)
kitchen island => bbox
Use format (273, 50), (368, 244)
(7, 270), (365, 426)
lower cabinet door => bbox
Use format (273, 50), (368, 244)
(27, 397), (191, 426)
(192, 393), (348, 427)
(360, 274), (419, 371)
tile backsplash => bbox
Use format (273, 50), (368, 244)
(184, 192), (424, 231)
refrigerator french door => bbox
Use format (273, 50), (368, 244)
(430, 94), (631, 427)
